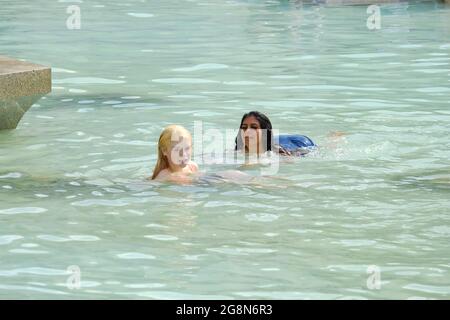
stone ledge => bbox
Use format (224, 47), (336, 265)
(0, 55), (51, 130)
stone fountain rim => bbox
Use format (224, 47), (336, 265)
(0, 55), (51, 100)
(0, 55), (49, 76)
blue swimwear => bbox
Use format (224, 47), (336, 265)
(274, 134), (316, 156)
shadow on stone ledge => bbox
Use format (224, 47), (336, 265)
(0, 55), (51, 130)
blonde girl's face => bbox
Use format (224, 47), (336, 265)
(163, 135), (192, 169)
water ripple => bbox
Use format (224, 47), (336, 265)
(151, 78), (219, 84)
(144, 235), (179, 241)
(404, 284), (450, 295)
(37, 235), (100, 242)
(127, 13), (154, 18)
(0, 235), (23, 245)
(0, 172), (22, 179)
(117, 252), (156, 260)
(207, 247), (277, 256)
(54, 77), (126, 84)
(0, 207), (47, 215)
(172, 63), (229, 72)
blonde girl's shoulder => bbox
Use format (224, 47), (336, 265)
(153, 168), (170, 181)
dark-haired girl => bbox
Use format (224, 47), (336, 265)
(235, 111), (316, 157)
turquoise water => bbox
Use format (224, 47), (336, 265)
(1, 0), (450, 299)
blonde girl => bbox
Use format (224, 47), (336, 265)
(151, 125), (198, 182)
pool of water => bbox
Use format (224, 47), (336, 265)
(1, 0), (450, 299)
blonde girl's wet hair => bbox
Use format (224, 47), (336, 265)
(151, 125), (192, 180)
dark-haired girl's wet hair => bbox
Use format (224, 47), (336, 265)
(235, 111), (273, 152)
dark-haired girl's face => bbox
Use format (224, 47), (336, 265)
(240, 116), (264, 154)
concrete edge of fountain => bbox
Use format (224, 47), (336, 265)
(0, 55), (51, 130)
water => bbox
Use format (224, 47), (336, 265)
(1, 0), (450, 299)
